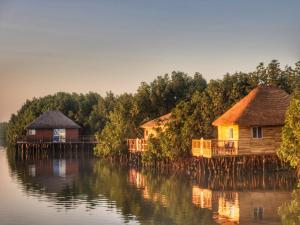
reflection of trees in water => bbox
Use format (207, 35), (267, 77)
(278, 189), (300, 225)
(193, 171), (297, 191)
(6, 148), (298, 225)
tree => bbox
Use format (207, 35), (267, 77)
(0, 122), (8, 142)
(278, 90), (300, 173)
(94, 94), (137, 156)
(278, 189), (300, 225)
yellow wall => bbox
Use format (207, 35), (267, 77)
(217, 125), (239, 140)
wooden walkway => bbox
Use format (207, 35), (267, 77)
(16, 135), (98, 151)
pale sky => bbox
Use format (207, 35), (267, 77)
(0, 0), (300, 122)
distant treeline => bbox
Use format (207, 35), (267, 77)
(5, 60), (300, 164)
(0, 122), (8, 140)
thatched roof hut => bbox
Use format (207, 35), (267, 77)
(26, 110), (81, 130)
(192, 85), (291, 158)
(213, 85), (290, 127)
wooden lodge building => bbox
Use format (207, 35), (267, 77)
(25, 110), (81, 142)
(16, 110), (97, 153)
(127, 113), (172, 152)
(192, 86), (291, 158)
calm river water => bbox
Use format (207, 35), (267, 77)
(0, 145), (298, 225)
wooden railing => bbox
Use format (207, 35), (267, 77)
(192, 139), (238, 158)
(17, 135), (97, 144)
(127, 139), (147, 152)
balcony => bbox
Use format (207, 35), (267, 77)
(192, 139), (238, 158)
(127, 139), (147, 152)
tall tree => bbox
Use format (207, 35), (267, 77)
(278, 90), (300, 174)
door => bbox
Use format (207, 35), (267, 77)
(53, 129), (66, 142)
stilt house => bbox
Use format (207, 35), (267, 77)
(192, 86), (290, 158)
(127, 113), (172, 152)
(25, 110), (81, 142)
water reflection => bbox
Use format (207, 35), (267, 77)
(5, 148), (298, 225)
(128, 168), (295, 225)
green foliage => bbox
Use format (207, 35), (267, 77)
(94, 94), (137, 156)
(142, 136), (164, 163)
(134, 71), (207, 124)
(0, 122), (8, 143)
(278, 90), (300, 168)
(141, 130), (178, 163)
(278, 189), (300, 225)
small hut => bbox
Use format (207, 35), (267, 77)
(25, 110), (81, 142)
(192, 86), (290, 157)
(140, 113), (172, 140)
(127, 113), (172, 152)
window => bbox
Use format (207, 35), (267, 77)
(28, 129), (36, 135)
(252, 127), (262, 138)
(228, 127), (234, 139)
(254, 207), (264, 220)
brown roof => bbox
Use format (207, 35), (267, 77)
(140, 113), (172, 129)
(212, 86), (290, 126)
(26, 110), (81, 129)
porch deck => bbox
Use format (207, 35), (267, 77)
(127, 139), (147, 152)
(17, 135), (98, 144)
(192, 139), (238, 158)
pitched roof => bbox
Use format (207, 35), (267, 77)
(140, 113), (172, 129)
(212, 86), (290, 126)
(26, 110), (81, 129)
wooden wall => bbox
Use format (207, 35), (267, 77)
(66, 129), (79, 139)
(28, 129), (79, 140)
(238, 126), (283, 155)
(35, 129), (53, 139)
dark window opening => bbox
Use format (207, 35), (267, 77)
(252, 127), (262, 139)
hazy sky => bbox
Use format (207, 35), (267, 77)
(0, 0), (300, 122)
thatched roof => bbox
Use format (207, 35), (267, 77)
(212, 86), (290, 126)
(140, 113), (172, 129)
(26, 110), (81, 129)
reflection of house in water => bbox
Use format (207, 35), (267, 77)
(192, 186), (212, 209)
(128, 168), (145, 188)
(192, 185), (290, 225)
(128, 169), (168, 207)
(26, 159), (79, 193)
(53, 160), (66, 177)
(216, 192), (239, 224)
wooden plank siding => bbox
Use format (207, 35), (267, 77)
(238, 126), (283, 155)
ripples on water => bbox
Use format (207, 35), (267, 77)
(0, 146), (298, 225)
